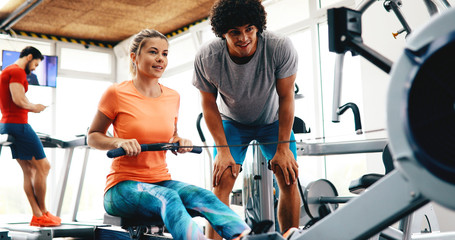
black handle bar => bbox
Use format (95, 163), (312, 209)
(107, 142), (202, 158)
(196, 113), (206, 142)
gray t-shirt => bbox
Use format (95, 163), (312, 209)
(193, 31), (298, 126)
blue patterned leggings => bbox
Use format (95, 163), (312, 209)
(104, 180), (250, 240)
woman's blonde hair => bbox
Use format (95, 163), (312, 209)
(129, 29), (168, 76)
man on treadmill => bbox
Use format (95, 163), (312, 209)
(0, 46), (61, 227)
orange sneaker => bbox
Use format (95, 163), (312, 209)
(30, 215), (60, 227)
(44, 211), (61, 224)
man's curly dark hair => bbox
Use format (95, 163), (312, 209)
(209, 0), (267, 38)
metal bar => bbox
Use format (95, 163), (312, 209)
(332, 53), (345, 123)
(380, 226), (404, 240)
(72, 147), (90, 222)
(0, 0), (34, 29)
(1, 0), (44, 31)
(296, 138), (387, 156)
(55, 148), (74, 217)
(256, 146), (275, 232)
(387, 1), (412, 35)
(356, 0), (376, 13)
(349, 39), (393, 73)
(318, 196), (353, 204)
(291, 170), (429, 240)
(412, 232), (455, 239)
(438, 0), (451, 8)
(423, 0), (440, 16)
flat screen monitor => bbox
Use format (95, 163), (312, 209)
(1, 50), (58, 88)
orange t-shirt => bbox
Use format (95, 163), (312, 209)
(99, 80), (179, 192)
(0, 64), (29, 123)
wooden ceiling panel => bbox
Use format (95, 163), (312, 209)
(1, 0), (217, 45)
(16, 5), (86, 27)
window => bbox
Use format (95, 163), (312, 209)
(60, 48), (112, 74)
(167, 33), (197, 70)
(57, 44), (115, 81)
(265, 0), (309, 31)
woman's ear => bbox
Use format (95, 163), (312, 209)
(130, 52), (136, 63)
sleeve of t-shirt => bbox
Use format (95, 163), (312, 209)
(9, 67), (27, 85)
(274, 36), (299, 80)
(98, 84), (118, 120)
(192, 50), (218, 93)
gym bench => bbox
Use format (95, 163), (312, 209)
(103, 209), (202, 240)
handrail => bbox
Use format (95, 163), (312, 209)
(296, 138), (387, 156)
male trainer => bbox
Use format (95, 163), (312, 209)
(193, 0), (300, 238)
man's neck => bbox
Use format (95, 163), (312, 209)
(14, 58), (27, 69)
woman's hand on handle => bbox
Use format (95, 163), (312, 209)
(115, 138), (141, 156)
(169, 137), (193, 154)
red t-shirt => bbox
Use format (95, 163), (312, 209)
(98, 80), (180, 192)
(0, 64), (29, 123)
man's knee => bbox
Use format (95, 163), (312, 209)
(274, 168), (298, 194)
(32, 158), (51, 176)
(213, 168), (238, 198)
(21, 165), (35, 177)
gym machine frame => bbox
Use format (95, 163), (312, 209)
(285, 2), (455, 240)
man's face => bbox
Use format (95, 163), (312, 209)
(223, 24), (258, 59)
(25, 58), (41, 75)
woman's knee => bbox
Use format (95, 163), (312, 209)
(140, 185), (182, 210)
(163, 189), (182, 204)
(194, 187), (216, 200)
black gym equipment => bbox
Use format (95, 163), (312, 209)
(106, 142), (202, 158)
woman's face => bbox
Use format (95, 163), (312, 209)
(134, 37), (168, 79)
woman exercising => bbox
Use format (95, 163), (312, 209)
(87, 29), (250, 240)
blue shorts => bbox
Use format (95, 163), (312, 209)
(214, 120), (297, 165)
(0, 123), (46, 160)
